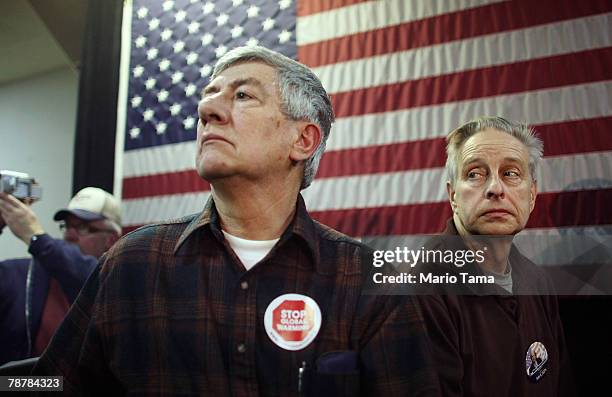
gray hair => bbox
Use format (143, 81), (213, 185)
(445, 116), (543, 185)
(212, 46), (335, 189)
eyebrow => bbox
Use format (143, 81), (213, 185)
(201, 77), (266, 97)
(462, 156), (527, 168)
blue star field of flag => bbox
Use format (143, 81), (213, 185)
(126, 0), (297, 151)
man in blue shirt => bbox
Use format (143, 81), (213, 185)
(0, 187), (121, 365)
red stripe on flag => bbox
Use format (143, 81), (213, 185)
(297, 0), (370, 17)
(122, 225), (143, 235)
(315, 117), (612, 179)
(122, 170), (210, 199)
(527, 188), (612, 229)
(539, 117), (612, 157)
(312, 202), (452, 236)
(298, 0), (612, 67)
(317, 138), (446, 178)
(309, 189), (612, 236)
(331, 48), (612, 118)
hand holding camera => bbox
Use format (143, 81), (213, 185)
(0, 170), (45, 244)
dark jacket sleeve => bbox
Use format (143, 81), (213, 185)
(0, 258), (30, 364)
(28, 234), (98, 301)
(415, 295), (463, 397)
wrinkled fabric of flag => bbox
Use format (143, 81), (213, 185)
(120, 0), (612, 269)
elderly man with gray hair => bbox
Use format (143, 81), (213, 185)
(414, 116), (573, 396)
(34, 46), (439, 396)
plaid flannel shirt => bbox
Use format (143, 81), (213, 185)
(33, 195), (439, 396)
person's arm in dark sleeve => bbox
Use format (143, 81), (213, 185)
(0, 193), (97, 297)
(31, 260), (123, 395)
(28, 234), (98, 297)
(415, 295), (464, 397)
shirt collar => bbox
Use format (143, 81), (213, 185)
(173, 194), (319, 267)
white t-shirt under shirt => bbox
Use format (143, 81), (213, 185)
(482, 261), (513, 293)
(222, 230), (280, 271)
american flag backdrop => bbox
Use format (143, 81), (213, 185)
(116, 0), (612, 263)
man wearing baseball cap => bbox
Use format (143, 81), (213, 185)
(0, 187), (121, 365)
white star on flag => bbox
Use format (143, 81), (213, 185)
(156, 122), (167, 134)
(148, 18), (160, 30)
(162, 1), (174, 11)
(129, 127), (140, 138)
(132, 65), (144, 78)
(130, 96), (142, 108)
(215, 45), (227, 58)
(279, 0), (291, 10)
(278, 30), (291, 44)
(171, 71), (184, 84)
(201, 33), (214, 45)
(188, 22), (200, 34)
(245, 37), (259, 47)
(186, 52), (199, 65)
(158, 59), (171, 71)
(142, 109), (154, 121)
(160, 29), (172, 41)
(157, 90), (169, 102)
(169, 103), (182, 116)
(246, 5), (259, 18)
(145, 78), (156, 90)
(183, 116), (196, 130)
(200, 65), (212, 77)
(136, 7), (147, 19)
(232, 0), (244, 6)
(202, 2), (215, 14)
(262, 18), (274, 31)
(217, 13), (229, 26)
(173, 41), (185, 53)
(175, 10), (186, 22)
(231, 25), (244, 38)
(174, 10), (187, 22)
(135, 36), (146, 48)
(185, 84), (197, 97)
(146, 48), (158, 60)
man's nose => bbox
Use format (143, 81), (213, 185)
(198, 94), (229, 126)
(485, 174), (505, 199)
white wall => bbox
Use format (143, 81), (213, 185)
(0, 66), (79, 260)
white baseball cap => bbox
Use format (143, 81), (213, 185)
(54, 187), (121, 226)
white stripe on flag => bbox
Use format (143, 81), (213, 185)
(123, 140), (197, 178)
(313, 13), (612, 94)
(296, 0), (504, 45)
(123, 190), (212, 227)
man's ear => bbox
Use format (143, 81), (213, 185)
(106, 233), (120, 250)
(289, 122), (322, 162)
(447, 180), (457, 213)
(529, 180), (537, 213)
